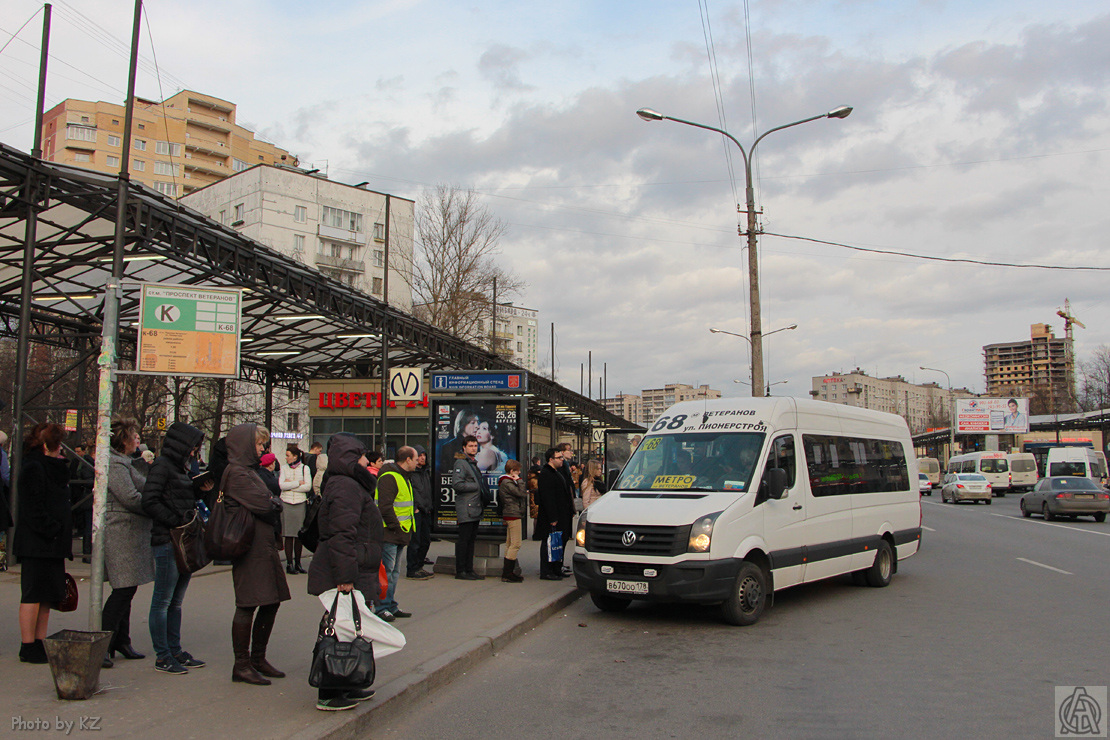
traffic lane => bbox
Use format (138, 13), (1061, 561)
(381, 519), (1107, 739)
(922, 494), (1110, 579)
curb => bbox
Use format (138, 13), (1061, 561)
(291, 587), (583, 740)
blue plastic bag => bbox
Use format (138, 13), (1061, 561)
(546, 531), (564, 562)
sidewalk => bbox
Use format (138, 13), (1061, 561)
(1, 538), (582, 739)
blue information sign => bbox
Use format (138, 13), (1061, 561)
(430, 371), (528, 393)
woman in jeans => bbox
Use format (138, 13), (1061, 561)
(141, 421), (209, 675)
(102, 418), (153, 667)
(14, 422), (71, 664)
(222, 423), (289, 685)
(307, 432), (383, 711)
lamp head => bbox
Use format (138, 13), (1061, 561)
(827, 106), (853, 119)
(636, 108), (664, 122)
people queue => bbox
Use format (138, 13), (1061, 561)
(11, 420), (603, 712)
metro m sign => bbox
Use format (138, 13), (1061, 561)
(389, 367), (423, 401)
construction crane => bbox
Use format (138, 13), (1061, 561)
(1057, 299), (1085, 409)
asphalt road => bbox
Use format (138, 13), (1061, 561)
(378, 494), (1109, 739)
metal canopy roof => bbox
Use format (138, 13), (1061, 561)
(0, 142), (637, 433)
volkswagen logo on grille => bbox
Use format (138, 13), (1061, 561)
(621, 530), (638, 547)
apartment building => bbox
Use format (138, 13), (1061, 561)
(811, 369), (975, 434)
(40, 90), (295, 198)
(413, 300), (540, 372)
(983, 323), (1072, 411)
(181, 165), (414, 311)
(602, 383), (720, 428)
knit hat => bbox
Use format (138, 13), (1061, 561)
(260, 452), (277, 467)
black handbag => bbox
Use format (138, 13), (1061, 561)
(170, 509), (212, 574)
(308, 591), (376, 689)
(203, 491), (255, 561)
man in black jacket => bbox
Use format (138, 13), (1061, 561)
(141, 422), (209, 675)
(406, 445), (434, 580)
(536, 448), (573, 580)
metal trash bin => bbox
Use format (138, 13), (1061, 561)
(43, 630), (113, 700)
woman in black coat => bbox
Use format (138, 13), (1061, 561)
(306, 432), (383, 712)
(141, 421), (209, 674)
(14, 422), (71, 664)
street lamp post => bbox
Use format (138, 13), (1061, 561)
(639, 106), (852, 396)
(710, 324), (797, 389)
(734, 378), (789, 396)
(920, 366), (956, 463)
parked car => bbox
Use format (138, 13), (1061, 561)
(918, 472), (932, 496)
(940, 473), (992, 504)
(1020, 476), (1110, 522)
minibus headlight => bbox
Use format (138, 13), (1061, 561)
(688, 513), (722, 553)
(576, 514), (587, 548)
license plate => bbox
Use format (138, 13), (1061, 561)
(607, 579), (648, 595)
(1075, 494), (1095, 500)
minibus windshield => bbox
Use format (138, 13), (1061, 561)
(616, 432), (765, 492)
(980, 458), (1009, 474)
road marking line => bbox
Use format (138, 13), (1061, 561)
(987, 512), (1110, 538)
(922, 526), (936, 532)
(1016, 557), (1072, 575)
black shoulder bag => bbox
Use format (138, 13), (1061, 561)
(308, 591), (376, 689)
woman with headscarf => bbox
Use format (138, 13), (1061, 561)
(221, 423), (290, 685)
(307, 432), (383, 711)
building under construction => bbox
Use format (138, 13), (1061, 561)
(983, 323), (1073, 413)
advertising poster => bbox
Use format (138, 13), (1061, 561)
(431, 398), (522, 536)
(956, 397), (1030, 434)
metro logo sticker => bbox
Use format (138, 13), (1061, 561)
(651, 474), (697, 489)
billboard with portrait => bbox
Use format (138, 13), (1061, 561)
(956, 397), (1030, 434)
(431, 397), (524, 536)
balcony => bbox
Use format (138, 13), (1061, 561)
(318, 224), (364, 245)
(186, 117), (231, 134)
(182, 160), (227, 177)
(315, 253), (364, 273)
(185, 139), (228, 158)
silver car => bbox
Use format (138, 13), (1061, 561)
(918, 472), (932, 496)
(941, 473), (992, 504)
(1020, 476), (1109, 522)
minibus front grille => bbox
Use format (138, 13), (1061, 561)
(586, 523), (690, 556)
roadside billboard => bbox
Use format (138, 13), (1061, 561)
(956, 397), (1029, 434)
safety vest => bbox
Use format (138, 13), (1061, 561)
(377, 470), (414, 533)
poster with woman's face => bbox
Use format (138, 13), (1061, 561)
(431, 399), (521, 534)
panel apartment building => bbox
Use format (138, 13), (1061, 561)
(41, 90), (295, 198)
(811, 370), (974, 434)
(412, 300), (539, 372)
(603, 383), (721, 427)
(983, 323), (1073, 412)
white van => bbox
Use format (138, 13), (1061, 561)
(917, 457), (941, 486)
(1046, 447), (1104, 484)
(1006, 452), (1039, 491)
(572, 397), (922, 626)
(947, 452), (1011, 494)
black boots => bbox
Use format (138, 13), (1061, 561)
(19, 640), (48, 664)
(501, 558), (523, 583)
(231, 619), (269, 685)
(250, 606), (285, 679)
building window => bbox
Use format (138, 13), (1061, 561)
(373, 222), (385, 241)
(218, 209), (225, 223)
(517, 342), (523, 351)
(73, 152), (90, 162)
(154, 161), (178, 176)
(331, 243), (341, 258)
(233, 203), (244, 223)
(134, 139), (146, 151)
(155, 141), (181, 156)
(374, 250), (384, 268)
(516, 325), (523, 335)
(111, 119), (119, 125)
(154, 182), (177, 197)
(80, 115), (89, 123)
(106, 155), (120, 167)
(66, 125), (97, 142)
(348, 246), (356, 260)
(106, 134), (121, 147)
(294, 205), (306, 223)
(322, 206), (362, 232)
(133, 159), (145, 171)
(372, 277), (383, 295)
(477, 319), (484, 332)
(232, 158), (249, 172)
(286, 412), (300, 430)
(293, 234), (305, 253)
(137, 123), (145, 130)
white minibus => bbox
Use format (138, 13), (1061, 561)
(1006, 452), (1039, 491)
(947, 451), (1011, 495)
(917, 457), (941, 486)
(572, 397), (922, 626)
(1046, 447), (1105, 485)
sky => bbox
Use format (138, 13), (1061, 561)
(2, 0), (1110, 404)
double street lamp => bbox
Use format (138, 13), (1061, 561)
(710, 324), (797, 391)
(920, 365), (956, 461)
(638, 105), (852, 396)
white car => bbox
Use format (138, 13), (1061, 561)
(918, 472), (932, 496)
(941, 473), (992, 504)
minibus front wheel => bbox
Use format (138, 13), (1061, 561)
(721, 561), (767, 626)
(590, 590), (632, 613)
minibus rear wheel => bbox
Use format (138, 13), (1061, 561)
(721, 561), (767, 626)
(864, 539), (893, 588)
(590, 590), (631, 612)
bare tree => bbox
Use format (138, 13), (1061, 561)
(411, 185), (525, 342)
(1079, 345), (1110, 411)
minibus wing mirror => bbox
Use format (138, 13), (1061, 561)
(762, 467), (787, 500)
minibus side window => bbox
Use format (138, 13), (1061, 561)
(767, 435), (797, 488)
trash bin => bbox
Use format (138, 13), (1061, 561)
(43, 630), (113, 700)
